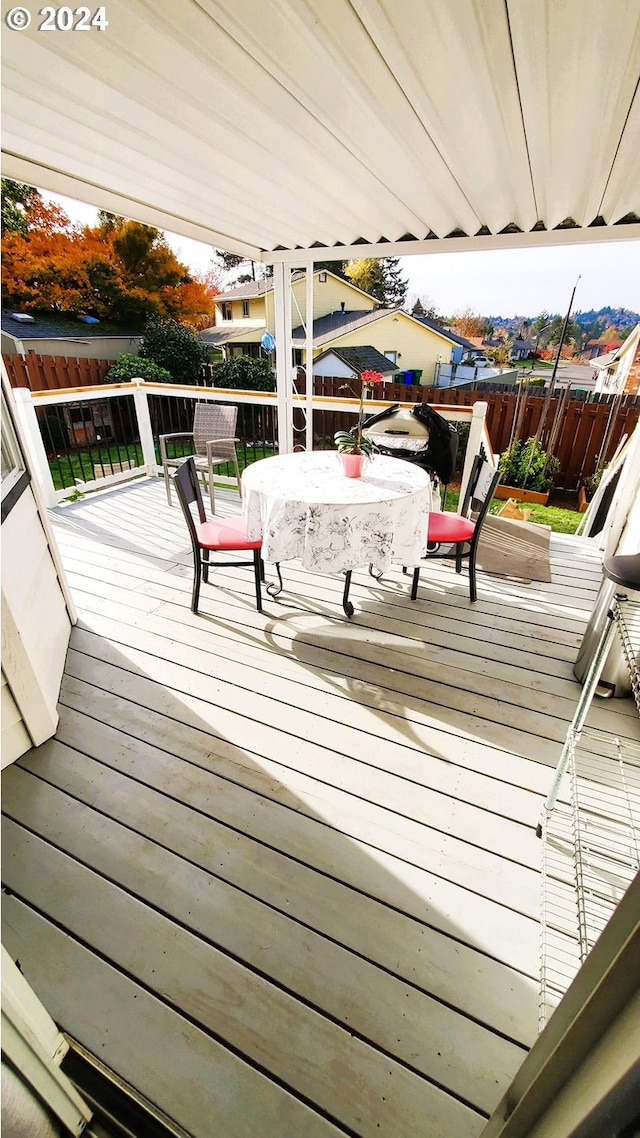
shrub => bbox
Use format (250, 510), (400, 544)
(105, 353), (171, 384)
(139, 317), (208, 384)
(210, 355), (275, 392)
(498, 437), (560, 493)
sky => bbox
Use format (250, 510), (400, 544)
(45, 191), (640, 320)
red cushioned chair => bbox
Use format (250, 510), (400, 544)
(174, 457), (275, 614)
(410, 453), (500, 603)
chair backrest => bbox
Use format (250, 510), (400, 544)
(193, 403), (238, 456)
(174, 458), (206, 552)
(460, 454), (500, 527)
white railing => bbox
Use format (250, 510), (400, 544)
(10, 380), (490, 509)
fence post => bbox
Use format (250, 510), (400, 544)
(132, 379), (158, 475)
(11, 388), (58, 508)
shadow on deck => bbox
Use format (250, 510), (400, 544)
(2, 477), (637, 1138)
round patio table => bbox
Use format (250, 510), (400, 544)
(242, 450), (436, 615)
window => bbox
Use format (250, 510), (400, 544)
(1, 388), (29, 522)
(242, 300), (250, 318)
(318, 272), (327, 282)
(221, 302), (233, 321)
(384, 351), (397, 364)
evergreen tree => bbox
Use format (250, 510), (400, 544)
(382, 257), (408, 307)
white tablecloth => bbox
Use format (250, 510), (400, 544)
(242, 451), (438, 575)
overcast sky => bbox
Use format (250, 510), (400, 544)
(46, 191), (640, 320)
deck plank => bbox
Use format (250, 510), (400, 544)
(2, 477), (637, 1138)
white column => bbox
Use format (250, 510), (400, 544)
(132, 379), (158, 474)
(461, 401), (489, 503)
(305, 262), (314, 451)
(273, 262), (294, 453)
(11, 387), (57, 508)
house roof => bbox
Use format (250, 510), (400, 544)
(313, 346), (399, 375)
(215, 279), (276, 302)
(199, 321), (265, 346)
(292, 308), (453, 348)
(1, 311), (140, 340)
(2, 1), (638, 262)
(411, 318), (476, 350)
(591, 324), (640, 370)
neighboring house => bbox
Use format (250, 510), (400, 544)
(509, 338), (535, 360)
(409, 307), (477, 364)
(202, 270), (457, 383)
(200, 270), (378, 358)
(1, 311), (141, 361)
(591, 324), (640, 395)
(312, 345), (399, 380)
(292, 307), (458, 384)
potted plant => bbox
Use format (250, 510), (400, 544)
(495, 437), (560, 504)
(578, 463), (605, 512)
(334, 371), (380, 477)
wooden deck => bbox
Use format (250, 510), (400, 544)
(3, 476), (638, 1138)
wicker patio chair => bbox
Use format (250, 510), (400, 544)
(160, 403), (241, 514)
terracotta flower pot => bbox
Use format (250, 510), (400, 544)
(340, 453), (366, 478)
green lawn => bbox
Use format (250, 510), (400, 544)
(443, 489), (582, 534)
(51, 441), (276, 493)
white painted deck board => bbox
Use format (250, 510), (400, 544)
(2, 477), (638, 1138)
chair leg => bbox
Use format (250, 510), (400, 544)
(164, 464), (172, 506)
(208, 472), (216, 515)
(411, 567), (420, 600)
(202, 548), (210, 584)
(455, 542), (463, 574)
(468, 547), (478, 602)
(233, 454), (242, 501)
(191, 553), (202, 614)
(253, 550), (263, 612)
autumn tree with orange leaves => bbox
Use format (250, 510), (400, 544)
(1, 185), (218, 329)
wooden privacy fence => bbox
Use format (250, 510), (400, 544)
(5, 354), (639, 489)
(3, 353), (112, 390)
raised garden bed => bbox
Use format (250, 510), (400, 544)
(494, 484), (550, 506)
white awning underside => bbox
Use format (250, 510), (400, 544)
(2, 0), (639, 262)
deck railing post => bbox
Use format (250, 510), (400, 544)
(461, 401), (491, 502)
(11, 387), (58, 508)
(131, 379), (158, 475)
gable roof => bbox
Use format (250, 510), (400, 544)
(292, 307), (454, 348)
(2, 1), (638, 262)
(313, 346), (399, 375)
(411, 317), (476, 350)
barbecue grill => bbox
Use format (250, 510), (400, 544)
(361, 403), (459, 490)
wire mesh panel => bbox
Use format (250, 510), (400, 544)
(539, 598), (640, 1029)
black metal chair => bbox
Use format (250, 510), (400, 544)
(410, 453), (500, 603)
(174, 457), (273, 613)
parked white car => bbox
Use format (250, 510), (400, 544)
(470, 355), (493, 368)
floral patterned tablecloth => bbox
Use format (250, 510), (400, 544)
(242, 451), (437, 575)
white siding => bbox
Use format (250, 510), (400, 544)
(1, 486), (72, 761)
(1, 670), (31, 769)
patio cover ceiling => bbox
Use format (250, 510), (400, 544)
(2, 0), (639, 263)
